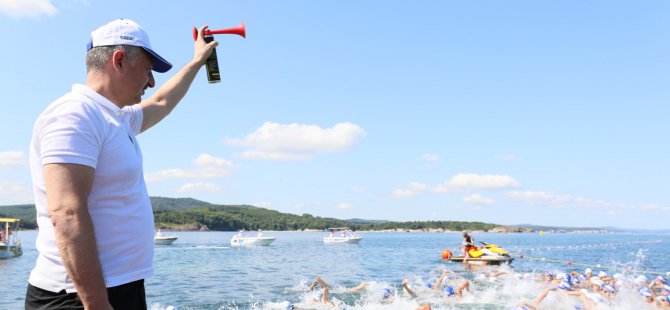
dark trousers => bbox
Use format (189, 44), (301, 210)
(25, 279), (147, 310)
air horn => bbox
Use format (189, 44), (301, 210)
(192, 22), (246, 83)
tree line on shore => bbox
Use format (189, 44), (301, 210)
(0, 197), (510, 232)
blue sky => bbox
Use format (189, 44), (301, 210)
(0, 1), (668, 229)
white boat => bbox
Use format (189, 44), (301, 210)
(0, 218), (22, 259)
(154, 229), (178, 245)
(323, 227), (363, 244)
(230, 230), (276, 247)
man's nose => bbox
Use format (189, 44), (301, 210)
(147, 71), (155, 88)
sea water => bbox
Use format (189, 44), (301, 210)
(1, 231), (668, 309)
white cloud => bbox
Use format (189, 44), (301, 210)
(391, 182), (429, 199)
(463, 194), (494, 205)
(391, 173), (519, 199)
(146, 153), (236, 182)
(177, 182), (220, 193)
(506, 191), (670, 216)
(352, 186), (365, 192)
(506, 191), (573, 206)
(228, 122), (366, 160)
(337, 203), (352, 210)
(0, 151), (25, 168)
(0, 0), (58, 18)
(420, 153), (439, 162)
(0, 180), (32, 203)
(435, 173), (520, 192)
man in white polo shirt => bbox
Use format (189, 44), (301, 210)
(26, 19), (218, 310)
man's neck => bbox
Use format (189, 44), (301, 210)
(86, 72), (126, 109)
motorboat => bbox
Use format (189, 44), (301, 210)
(154, 229), (178, 245)
(442, 241), (513, 265)
(323, 227), (363, 244)
(230, 230), (276, 247)
(0, 218), (22, 259)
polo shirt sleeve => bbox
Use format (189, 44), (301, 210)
(125, 104), (143, 135)
(38, 100), (104, 168)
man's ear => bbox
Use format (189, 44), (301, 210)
(111, 50), (127, 71)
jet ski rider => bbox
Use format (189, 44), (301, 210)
(462, 231), (476, 258)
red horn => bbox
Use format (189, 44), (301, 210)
(192, 22), (246, 41)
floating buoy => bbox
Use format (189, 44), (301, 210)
(441, 249), (453, 260)
(568, 261), (572, 265)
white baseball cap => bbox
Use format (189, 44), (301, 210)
(87, 19), (172, 73)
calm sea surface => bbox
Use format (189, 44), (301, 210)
(2, 231), (668, 309)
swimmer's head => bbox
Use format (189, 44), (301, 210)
(635, 275), (648, 285)
(639, 287), (653, 297)
(382, 288), (392, 299)
(443, 285), (455, 296)
(602, 284), (616, 293)
(279, 301), (294, 310)
(560, 273), (571, 282)
(656, 276), (667, 284)
(558, 281), (573, 290)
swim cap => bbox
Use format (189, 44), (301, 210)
(635, 275), (648, 285)
(444, 285), (455, 296)
(279, 301), (294, 310)
(639, 287), (653, 297)
(562, 273), (572, 282)
(663, 284), (670, 292)
(598, 271), (607, 277)
(546, 271), (554, 277)
(584, 268), (592, 274)
(382, 288), (392, 299)
(602, 284), (616, 293)
(558, 281), (572, 290)
(656, 276), (668, 283)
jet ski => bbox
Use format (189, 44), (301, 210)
(441, 241), (514, 265)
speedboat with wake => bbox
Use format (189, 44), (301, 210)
(323, 227), (363, 244)
(154, 229), (178, 245)
(442, 241), (514, 265)
(230, 229), (276, 247)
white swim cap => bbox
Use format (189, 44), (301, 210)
(635, 275), (649, 284)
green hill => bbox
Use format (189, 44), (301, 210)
(0, 204), (37, 229)
(1, 197), (506, 232)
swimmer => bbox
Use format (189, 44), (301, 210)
(433, 269), (470, 298)
(349, 279), (431, 310)
(515, 287), (556, 310)
(305, 276), (337, 308)
(651, 276), (669, 291)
